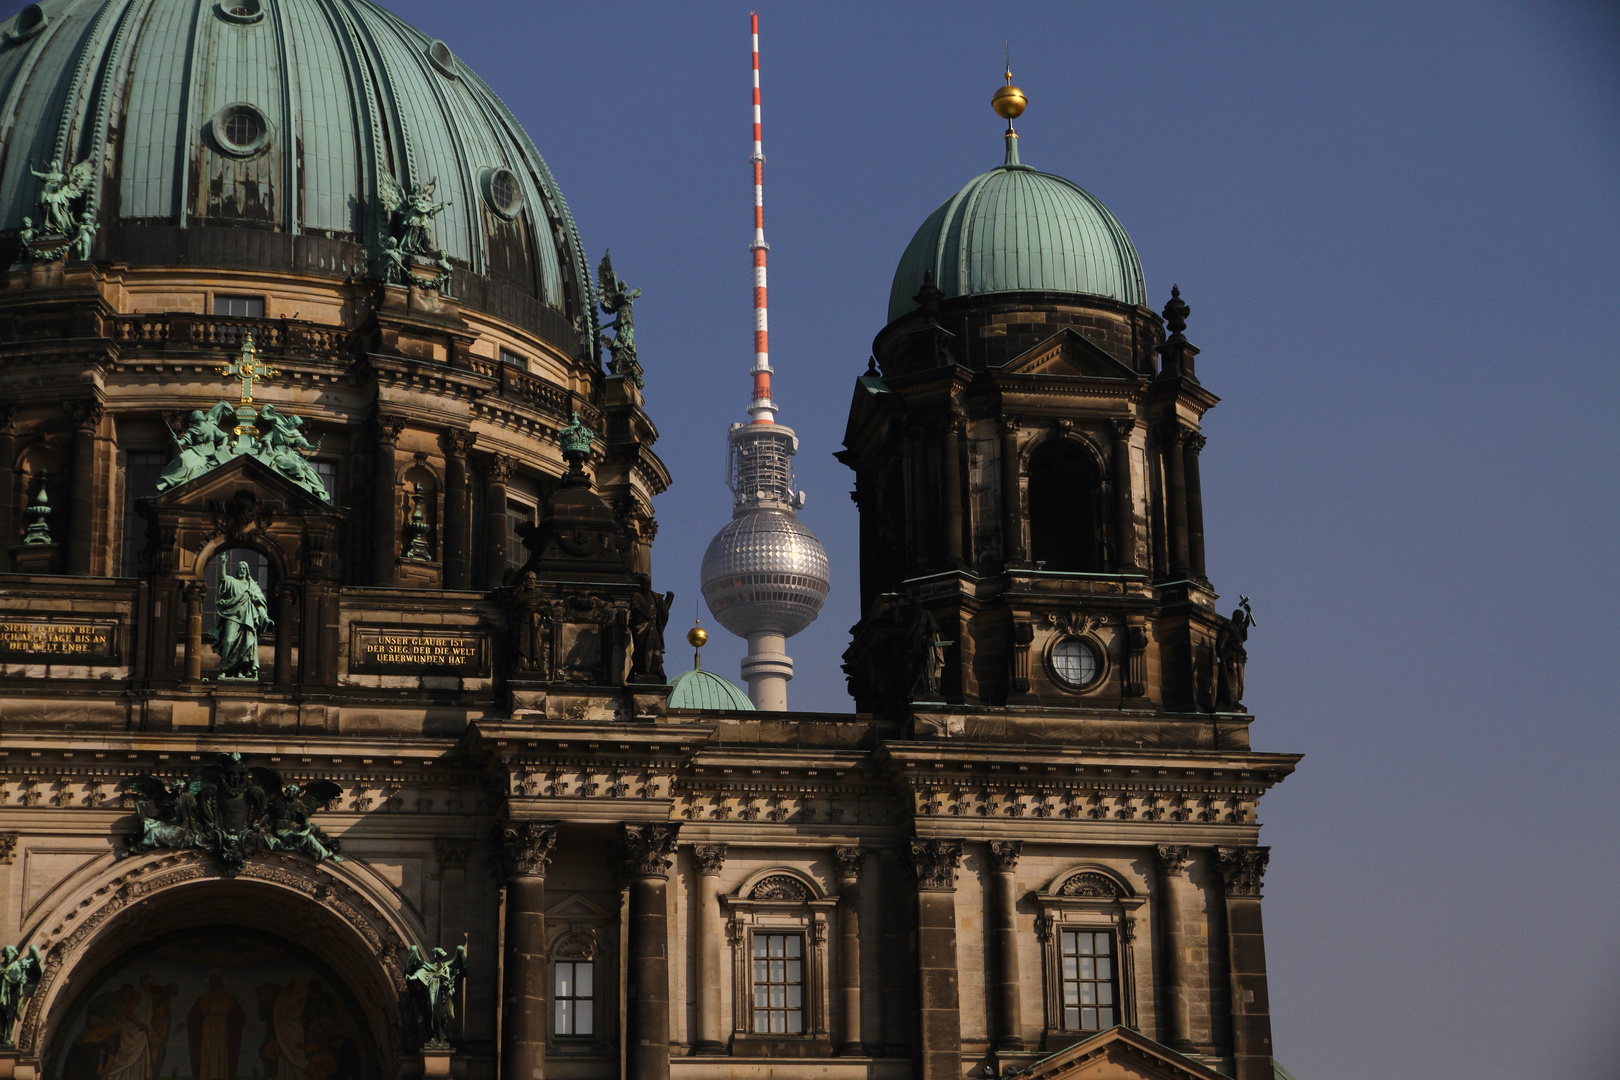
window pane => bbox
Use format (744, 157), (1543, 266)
(1061, 931), (1077, 956)
(1080, 957), (1095, 980)
(787, 985), (801, 1008)
(754, 937), (768, 957)
(1062, 983), (1078, 1005)
(555, 963), (572, 997)
(1062, 957), (1078, 980)
(771, 1012), (784, 1034)
(785, 960), (800, 983)
(1065, 1007), (1079, 1029)
(754, 961), (769, 982)
(787, 1012), (803, 1034)
(1081, 983), (1096, 1005)
(1096, 958), (1111, 981)
(557, 1000), (572, 1034)
(770, 961), (784, 982)
(1098, 1008), (1114, 1029)
(770, 986), (785, 1008)
(576, 1001), (593, 1035)
(575, 962), (593, 996)
(1082, 1008), (1097, 1030)
(785, 936), (801, 957)
(769, 937), (784, 957)
(1095, 934), (1110, 954)
(754, 986), (769, 1009)
(754, 1014), (768, 1034)
(1097, 983), (1113, 1005)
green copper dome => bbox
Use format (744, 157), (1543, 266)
(0, 0), (590, 331)
(887, 140), (1146, 323)
(668, 665), (755, 712)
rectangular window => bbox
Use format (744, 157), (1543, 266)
(213, 295), (265, 318)
(554, 960), (594, 1035)
(121, 452), (167, 577)
(1059, 930), (1116, 1031)
(500, 347), (525, 368)
(751, 933), (804, 1035)
(313, 460), (337, 502)
(508, 500), (534, 568)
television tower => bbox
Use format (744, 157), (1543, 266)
(699, 13), (830, 711)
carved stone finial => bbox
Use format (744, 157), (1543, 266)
(500, 821), (557, 878)
(19, 475), (53, 546)
(619, 822), (680, 879)
(692, 843), (727, 876)
(559, 411), (596, 459)
(833, 846), (866, 881)
(1163, 284), (1190, 338)
(403, 483), (432, 560)
(1216, 846), (1269, 897)
(913, 268), (942, 318)
(1155, 844), (1190, 875)
(987, 840), (1022, 873)
(909, 837), (964, 891)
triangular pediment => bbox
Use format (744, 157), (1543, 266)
(1000, 328), (1142, 381)
(1023, 1028), (1227, 1080)
(547, 892), (612, 920)
(147, 451), (332, 514)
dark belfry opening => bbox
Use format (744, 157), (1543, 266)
(1028, 441), (1104, 572)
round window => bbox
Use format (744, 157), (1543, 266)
(214, 0), (264, 24)
(484, 167), (523, 217)
(1050, 637), (1100, 689)
(211, 103), (271, 157)
(13, 5), (46, 37)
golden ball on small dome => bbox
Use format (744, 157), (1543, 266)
(992, 84), (1027, 121)
(687, 625), (709, 649)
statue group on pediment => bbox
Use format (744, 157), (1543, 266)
(155, 400), (328, 502)
(378, 173), (453, 293)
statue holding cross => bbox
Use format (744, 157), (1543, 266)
(219, 334), (279, 405)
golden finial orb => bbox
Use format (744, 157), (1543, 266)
(993, 55), (1026, 123)
(687, 625), (708, 649)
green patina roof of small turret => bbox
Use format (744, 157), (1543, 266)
(887, 134), (1146, 323)
(668, 664), (754, 712)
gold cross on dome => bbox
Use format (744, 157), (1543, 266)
(219, 334), (279, 404)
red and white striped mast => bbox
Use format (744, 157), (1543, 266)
(747, 11), (776, 424)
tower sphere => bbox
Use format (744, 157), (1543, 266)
(700, 511), (830, 639)
(992, 84), (1027, 120)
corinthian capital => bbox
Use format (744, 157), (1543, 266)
(909, 837), (964, 891)
(1216, 846), (1269, 897)
(986, 840), (1022, 873)
(692, 843), (727, 876)
(620, 823), (680, 879)
(500, 820), (557, 878)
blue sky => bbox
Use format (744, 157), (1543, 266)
(367, 3), (1619, 1075)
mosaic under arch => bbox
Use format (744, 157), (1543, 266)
(51, 927), (378, 1080)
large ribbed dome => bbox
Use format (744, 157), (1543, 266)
(0, 0), (590, 337)
(887, 145), (1145, 324)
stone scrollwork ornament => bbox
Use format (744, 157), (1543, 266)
(0, 944), (41, 1047)
(119, 752), (344, 877)
(405, 944), (467, 1048)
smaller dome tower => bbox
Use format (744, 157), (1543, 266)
(699, 15), (829, 710)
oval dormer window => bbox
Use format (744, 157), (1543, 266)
(215, 0), (265, 24)
(211, 103), (272, 158)
(483, 167), (523, 218)
(427, 40), (457, 78)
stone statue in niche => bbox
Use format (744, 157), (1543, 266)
(120, 752), (344, 877)
(597, 250), (643, 386)
(626, 573), (672, 682)
(212, 560), (273, 680)
(1215, 595), (1255, 710)
(842, 593), (949, 713)
(405, 945), (467, 1048)
(0, 943), (42, 1046)
(508, 572), (553, 675)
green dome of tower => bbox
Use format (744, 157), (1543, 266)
(887, 140), (1146, 324)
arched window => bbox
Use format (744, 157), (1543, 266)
(1028, 441), (1104, 572)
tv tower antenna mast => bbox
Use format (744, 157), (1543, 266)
(699, 12), (830, 711)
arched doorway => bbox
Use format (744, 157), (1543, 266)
(50, 926), (377, 1080)
(28, 858), (417, 1080)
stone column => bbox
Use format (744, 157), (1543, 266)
(1164, 424), (1191, 578)
(909, 839), (963, 1080)
(439, 429), (475, 590)
(371, 414), (405, 587)
(500, 821), (557, 1080)
(65, 400), (104, 575)
(1182, 431), (1208, 580)
(986, 841), (1024, 1052)
(1217, 847), (1273, 1080)
(998, 418), (1023, 564)
(833, 847), (865, 1055)
(1155, 845), (1195, 1051)
(483, 453), (513, 590)
(621, 824), (679, 1080)
(182, 581), (206, 682)
(941, 420), (964, 565)
(1109, 419), (1138, 573)
(692, 844), (727, 1054)
(273, 583), (297, 686)
(0, 405), (17, 546)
